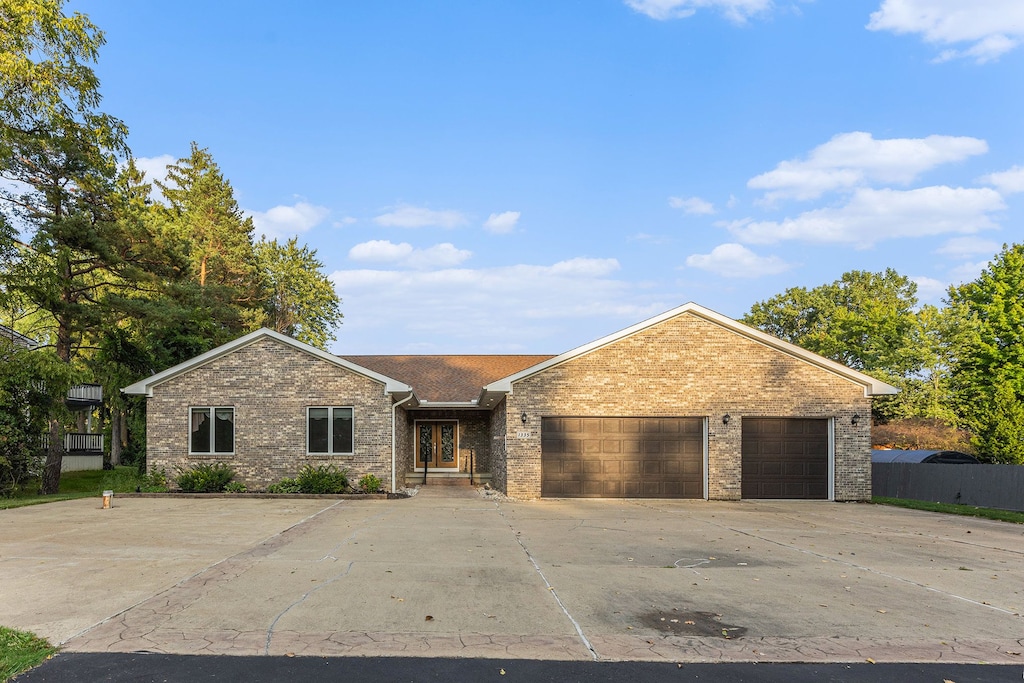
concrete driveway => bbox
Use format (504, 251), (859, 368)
(1, 489), (1022, 663)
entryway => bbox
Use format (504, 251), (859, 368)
(416, 421), (458, 470)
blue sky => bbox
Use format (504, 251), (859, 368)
(77, 0), (1024, 354)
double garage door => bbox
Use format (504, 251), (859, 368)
(541, 416), (829, 499)
(541, 417), (704, 498)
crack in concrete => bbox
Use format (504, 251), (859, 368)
(264, 560), (354, 654)
(494, 500), (599, 661)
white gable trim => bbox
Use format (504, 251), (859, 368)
(482, 302), (898, 397)
(122, 328), (412, 397)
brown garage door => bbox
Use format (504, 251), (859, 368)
(742, 418), (829, 499)
(541, 417), (704, 498)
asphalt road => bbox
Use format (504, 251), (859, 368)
(12, 653), (1024, 683)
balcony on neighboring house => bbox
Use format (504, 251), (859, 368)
(66, 383), (103, 408)
(41, 432), (104, 455)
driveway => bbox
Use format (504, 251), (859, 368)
(1, 489), (1022, 663)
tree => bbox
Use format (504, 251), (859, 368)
(156, 143), (261, 333)
(1, 0), (129, 492)
(947, 243), (1024, 463)
(744, 269), (921, 378)
(0, 341), (72, 496)
(254, 237), (342, 349)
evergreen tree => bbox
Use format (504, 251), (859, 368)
(156, 142), (262, 335)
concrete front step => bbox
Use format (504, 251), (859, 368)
(404, 473), (491, 487)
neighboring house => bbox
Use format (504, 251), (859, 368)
(122, 303), (896, 500)
(0, 323), (37, 350)
(1, 324), (104, 470)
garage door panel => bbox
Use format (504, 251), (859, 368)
(742, 418), (828, 500)
(542, 417), (704, 499)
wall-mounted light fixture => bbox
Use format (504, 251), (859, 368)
(722, 414), (731, 425)
(851, 414), (861, 426)
(521, 411), (528, 425)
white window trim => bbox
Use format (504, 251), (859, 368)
(306, 406), (355, 456)
(188, 406), (235, 456)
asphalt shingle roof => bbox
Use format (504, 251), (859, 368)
(339, 355), (555, 403)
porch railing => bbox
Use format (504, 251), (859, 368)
(66, 384), (103, 404)
(40, 432), (105, 454)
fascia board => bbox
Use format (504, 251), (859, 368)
(122, 328), (412, 397)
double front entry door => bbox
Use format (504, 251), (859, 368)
(417, 421), (458, 469)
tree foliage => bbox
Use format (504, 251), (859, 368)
(947, 243), (1024, 464)
(254, 237), (341, 349)
(743, 268), (920, 381)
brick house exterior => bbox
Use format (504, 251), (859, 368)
(124, 303), (895, 500)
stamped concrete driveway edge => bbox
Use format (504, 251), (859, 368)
(2, 490), (1022, 664)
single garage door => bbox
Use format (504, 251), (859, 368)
(742, 418), (829, 499)
(541, 417), (704, 498)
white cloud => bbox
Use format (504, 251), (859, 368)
(348, 240), (471, 269)
(330, 257), (661, 352)
(403, 243), (473, 269)
(867, 0), (1024, 63)
(980, 165), (1024, 194)
(625, 0), (773, 23)
(684, 243), (791, 278)
(247, 202), (330, 240)
(949, 259), (991, 283)
(548, 257), (621, 277)
(483, 211), (521, 234)
(912, 276), (948, 302)
(669, 196), (716, 215)
(348, 240), (414, 263)
(748, 132), (988, 202)
(334, 216), (358, 227)
(132, 154), (176, 188)
(727, 186), (1005, 247)
(373, 204), (468, 229)
(934, 236), (1001, 258)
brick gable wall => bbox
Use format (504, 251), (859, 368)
(145, 338), (393, 489)
(503, 312), (872, 501)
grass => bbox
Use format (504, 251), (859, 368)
(0, 466), (147, 510)
(872, 496), (1024, 524)
(0, 627), (56, 681)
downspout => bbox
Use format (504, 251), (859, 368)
(391, 394), (414, 493)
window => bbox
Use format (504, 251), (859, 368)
(190, 407), (234, 454)
(308, 407), (354, 454)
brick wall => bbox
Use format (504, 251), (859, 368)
(503, 312), (872, 501)
(146, 337), (394, 490)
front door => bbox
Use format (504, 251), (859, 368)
(416, 421), (458, 469)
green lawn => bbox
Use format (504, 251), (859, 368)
(0, 627), (56, 681)
(0, 466), (145, 510)
(872, 496), (1024, 524)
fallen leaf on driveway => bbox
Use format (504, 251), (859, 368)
(866, 658), (875, 664)
(499, 668), (506, 675)
(685, 620), (695, 625)
(425, 615), (434, 621)
(877, 609), (887, 614)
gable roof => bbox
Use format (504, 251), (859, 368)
(122, 328), (412, 397)
(341, 355), (554, 404)
(482, 302), (898, 398)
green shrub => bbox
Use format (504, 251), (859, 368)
(224, 481), (247, 493)
(140, 468), (169, 492)
(296, 463), (349, 494)
(357, 473), (383, 493)
(175, 462), (236, 493)
(267, 477), (302, 494)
